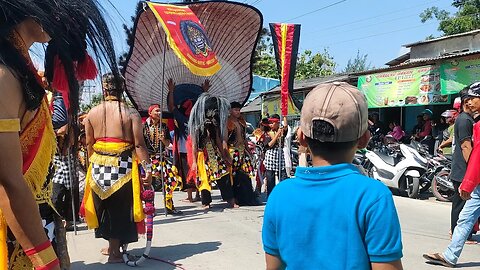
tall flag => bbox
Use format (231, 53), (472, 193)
(148, 2), (222, 76)
(269, 23), (301, 116)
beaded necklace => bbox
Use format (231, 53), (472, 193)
(148, 120), (163, 153)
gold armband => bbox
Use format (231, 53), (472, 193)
(0, 118), (20, 132)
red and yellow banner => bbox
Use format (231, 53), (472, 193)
(148, 2), (221, 76)
(270, 23), (301, 116)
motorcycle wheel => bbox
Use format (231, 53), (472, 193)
(400, 176), (420, 199)
(419, 180), (431, 194)
(432, 170), (455, 202)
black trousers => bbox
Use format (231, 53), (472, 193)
(451, 181), (474, 238)
(201, 174), (233, 206)
(93, 182), (138, 244)
(233, 171), (259, 206)
(51, 183), (79, 222)
(266, 169), (288, 198)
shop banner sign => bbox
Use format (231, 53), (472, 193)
(440, 56), (480, 95)
(358, 65), (449, 108)
(262, 96), (300, 117)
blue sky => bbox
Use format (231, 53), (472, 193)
(104, 0), (456, 71)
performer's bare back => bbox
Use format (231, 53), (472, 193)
(86, 101), (138, 141)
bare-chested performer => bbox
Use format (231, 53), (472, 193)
(82, 74), (152, 263)
(227, 102), (259, 206)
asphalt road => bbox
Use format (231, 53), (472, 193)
(68, 190), (480, 270)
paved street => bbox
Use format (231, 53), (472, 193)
(69, 190), (480, 269)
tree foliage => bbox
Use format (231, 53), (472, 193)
(420, 0), (480, 36)
(252, 28), (336, 80)
(80, 93), (103, 112)
(343, 50), (372, 73)
(295, 50), (336, 80)
(252, 27), (279, 79)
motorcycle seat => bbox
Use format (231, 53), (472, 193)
(374, 151), (397, 167)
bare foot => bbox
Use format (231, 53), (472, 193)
(202, 205), (211, 212)
(227, 202), (239, 208)
(100, 247), (109, 256)
(181, 198), (194, 203)
(107, 256), (123, 264)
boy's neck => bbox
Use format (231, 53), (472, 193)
(310, 151), (355, 167)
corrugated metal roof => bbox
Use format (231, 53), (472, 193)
(260, 74), (352, 96)
(241, 95), (262, 113)
(403, 29), (480, 47)
(352, 50), (480, 76)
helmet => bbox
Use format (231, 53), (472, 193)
(453, 97), (461, 110)
(441, 109), (457, 118)
(422, 109), (433, 117)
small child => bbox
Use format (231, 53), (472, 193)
(262, 82), (403, 270)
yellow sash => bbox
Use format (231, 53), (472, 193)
(196, 152), (210, 192)
(83, 141), (145, 229)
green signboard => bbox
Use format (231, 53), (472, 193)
(440, 56), (480, 95)
(358, 65), (449, 108)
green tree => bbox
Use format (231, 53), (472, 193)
(118, 2), (144, 73)
(295, 50), (336, 80)
(252, 27), (279, 79)
(252, 28), (336, 80)
(343, 50), (372, 73)
(81, 93), (103, 112)
(420, 0), (480, 36)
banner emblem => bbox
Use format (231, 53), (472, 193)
(148, 3), (221, 76)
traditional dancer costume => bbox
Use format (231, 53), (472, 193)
(188, 93), (233, 206)
(227, 107), (258, 206)
(2, 99), (57, 269)
(143, 108), (180, 211)
(0, 1), (123, 268)
(82, 139), (145, 244)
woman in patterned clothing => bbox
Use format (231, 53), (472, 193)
(188, 93), (237, 210)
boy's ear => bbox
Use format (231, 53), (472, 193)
(357, 130), (371, 150)
(297, 128), (309, 147)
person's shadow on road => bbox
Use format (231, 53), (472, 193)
(71, 241), (222, 269)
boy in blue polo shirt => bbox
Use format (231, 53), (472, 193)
(262, 82), (403, 270)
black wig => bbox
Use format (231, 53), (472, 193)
(0, 0), (122, 118)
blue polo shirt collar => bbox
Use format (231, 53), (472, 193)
(294, 163), (358, 180)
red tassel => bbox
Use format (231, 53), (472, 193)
(52, 56), (69, 92)
(51, 56), (70, 111)
(136, 220), (146, 235)
(76, 53), (98, 80)
(186, 135), (197, 184)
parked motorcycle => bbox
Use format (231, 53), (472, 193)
(363, 139), (427, 198)
(411, 139), (455, 201)
(431, 157), (454, 202)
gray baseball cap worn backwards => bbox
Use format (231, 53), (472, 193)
(300, 82), (369, 143)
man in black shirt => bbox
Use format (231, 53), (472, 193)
(450, 89), (475, 242)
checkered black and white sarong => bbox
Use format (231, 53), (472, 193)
(263, 147), (285, 171)
(52, 153), (75, 189)
(91, 155), (133, 192)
